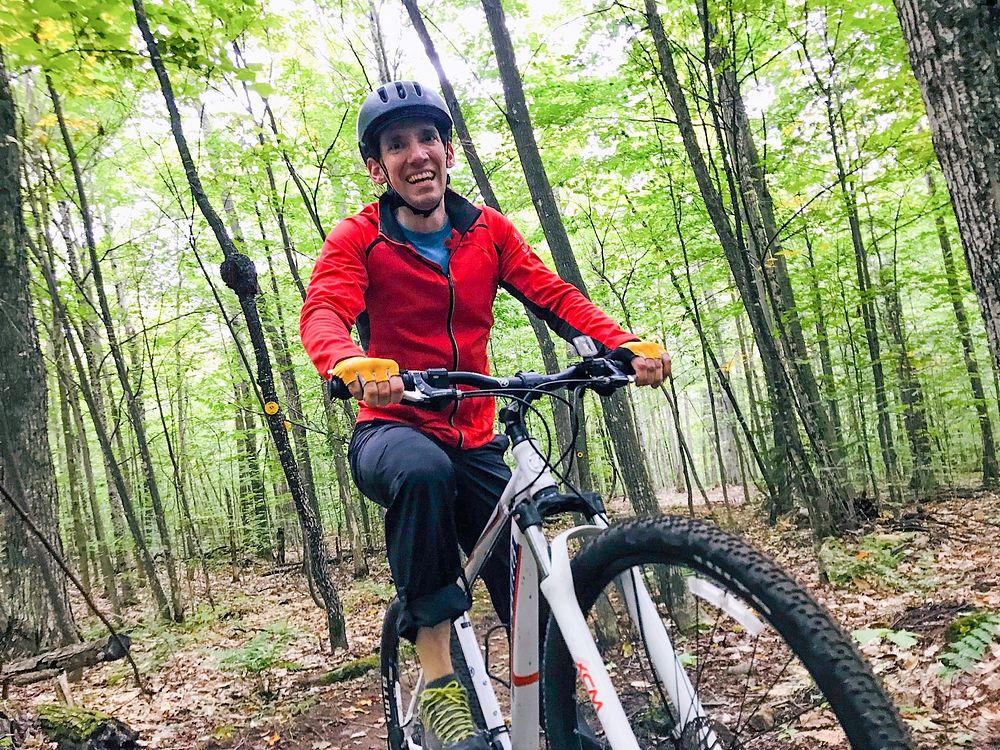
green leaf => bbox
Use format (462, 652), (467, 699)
(885, 630), (919, 649)
(31, 0), (66, 18)
(850, 628), (884, 646)
(249, 81), (274, 97)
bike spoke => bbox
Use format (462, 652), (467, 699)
(573, 560), (857, 749)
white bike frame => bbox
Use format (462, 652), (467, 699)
(388, 436), (723, 750)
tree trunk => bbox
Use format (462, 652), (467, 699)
(47, 75), (184, 622)
(711, 26), (848, 491)
(22, 154), (133, 607)
(140, 312), (215, 605)
(33, 238), (171, 619)
(64, 236), (136, 600)
(234, 381), (270, 556)
(642, 0), (848, 534)
(325, 399), (369, 578)
(54, 333), (93, 596)
(255, 210), (322, 524)
(734, 312), (764, 455)
(132, 0), (347, 648)
(804, 231), (844, 443)
(367, 0), (393, 84)
(65, 364), (121, 613)
(247, 151), (368, 574)
(799, 51), (901, 501)
(869, 212), (936, 495)
(894, 0), (1000, 374)
(0, 52), (78, 653)
(926, 171), (999, 484)
(838, 274), (881, 499)
(481, 0), (658, 514)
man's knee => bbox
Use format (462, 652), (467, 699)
(350, 424), (455, 507)
(389, 449), (454, 499)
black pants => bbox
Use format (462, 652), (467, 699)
(349, 421), (512, 643)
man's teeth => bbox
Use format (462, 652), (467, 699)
(406, 172), (434, 184)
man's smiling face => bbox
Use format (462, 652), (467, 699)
(367, 117), (454, 215)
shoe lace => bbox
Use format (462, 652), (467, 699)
(421, 680), (477, 744)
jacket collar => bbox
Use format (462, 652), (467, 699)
(378, 188), (482, 244)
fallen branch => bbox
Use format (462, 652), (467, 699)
(1, 635), (131, 687)
(0, 480), (148, 695)
(296, 654), (379, 686)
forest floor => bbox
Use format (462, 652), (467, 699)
(4, 487), (1000, 749)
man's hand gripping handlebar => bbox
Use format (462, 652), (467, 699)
(613, 340), (671, 388)
(328, 356), (404, 407)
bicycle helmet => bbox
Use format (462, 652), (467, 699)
(357, 80), (453, 162)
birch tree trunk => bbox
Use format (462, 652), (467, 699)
(894, 0), (1000, 374)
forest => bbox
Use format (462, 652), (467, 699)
(0, 0), (998, 747)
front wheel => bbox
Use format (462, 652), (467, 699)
(541, 516), (911, 749)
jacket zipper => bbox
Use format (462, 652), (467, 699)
(444, 271), (462, 448)
(383, 232), (465, 448)
(443, 227), (473, 450)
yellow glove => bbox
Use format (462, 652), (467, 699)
(615, 340), (671, 385)
(330, 356), (400, 386)
(619, 341), (666, 360)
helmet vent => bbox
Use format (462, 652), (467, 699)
(413, 82), (423, 96)
(395, 81), (406, 98)
(377, 86), (388, 103)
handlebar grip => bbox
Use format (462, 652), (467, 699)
(328, 372), (415, 401)
(327, 377), (353, 400)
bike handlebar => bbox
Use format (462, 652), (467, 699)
(326, 357), (634, 406)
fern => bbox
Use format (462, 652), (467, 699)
(818, 533), (911, 587)
(216, 621), (300, 674)
(937, 611), (1000, 678)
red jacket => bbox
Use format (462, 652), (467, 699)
(300, 190), (636, 449)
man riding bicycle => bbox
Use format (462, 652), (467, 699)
(300, 80), (670, 750)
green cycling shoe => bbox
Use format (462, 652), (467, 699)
(419, 678), (489, 750)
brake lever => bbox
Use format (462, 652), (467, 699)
(579, 357), (634, 396)
(401, 372), (460, 411)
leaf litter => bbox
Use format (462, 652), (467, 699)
(4, 489), (999, 748)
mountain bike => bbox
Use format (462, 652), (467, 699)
(332, 344), (911, 749)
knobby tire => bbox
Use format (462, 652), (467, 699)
(541, 516), (911, 750)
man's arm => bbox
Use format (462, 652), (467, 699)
(300, 217), (406, 406)
(490, 208), (670, 384)
(299, 218), (370, 378)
